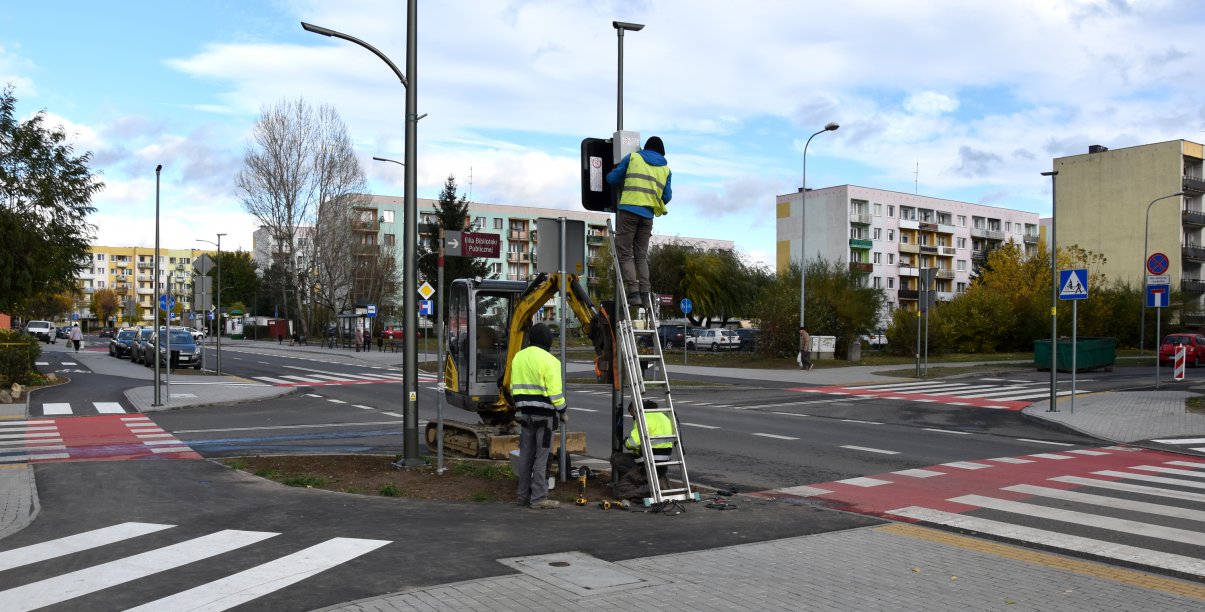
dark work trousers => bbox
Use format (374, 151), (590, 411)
(615, 210), (654, 293)
(516, 413), (556, 503)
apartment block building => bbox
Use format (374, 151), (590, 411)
(776, 185), (1041, 317)
(75, 246), (214, 326)
(1052, 140), (1205, 321)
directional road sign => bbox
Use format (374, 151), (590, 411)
(680, 298), (693, 314)
(1058, 269), (1089, 301)
(158, 294), (176, 311)
(1147, 284), (1170, 308)
(1147, 252), (1170, 275)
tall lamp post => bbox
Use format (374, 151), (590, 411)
(304, 7), (423, 466)
(798, 122), (839, 336)
(612, 21), (644, 131)
(1141, 191), (1185, 357)
(153, 165), (163, 406)
(197, 234), (225, 374)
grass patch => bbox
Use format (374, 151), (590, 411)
(281, 474), (327, 488)
(379, 483), (402, 497)
(471, 492), (496, 502)
(254, 468), (284, 480)
(225, 458), (249, 471)
(450, 461), (513, 479)
(1187, 396), (1205, 414)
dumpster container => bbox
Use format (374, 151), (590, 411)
(1034, 337), (1116, 372)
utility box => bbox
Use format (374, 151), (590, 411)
(809, 336), (837, 360)
(1034, 337), (1116, 372)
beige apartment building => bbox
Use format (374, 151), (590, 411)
(76, 246), (214, 326)
(776, 185), (1041, 319)
(1053, 140), (1205, 320)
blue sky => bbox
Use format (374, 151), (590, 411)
(4, 0), (1204, 269)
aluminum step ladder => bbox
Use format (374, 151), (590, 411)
(606, 219), (698, 506)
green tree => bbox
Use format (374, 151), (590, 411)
(0, 85), (103, 313)
(753, 261), (885, 358)
(648, 241), (771, 326)
(416, 175), (490, 316)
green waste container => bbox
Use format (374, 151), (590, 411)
(1034, 337), (1115, 372)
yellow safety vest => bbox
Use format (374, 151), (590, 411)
(618, 153), (669, 217)
(509, 345), (566, 416)
(626, 412), (674, 453)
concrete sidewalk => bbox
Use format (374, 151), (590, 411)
(6, 343), (1205, 608)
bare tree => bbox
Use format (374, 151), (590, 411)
(237, 99), (366, 337)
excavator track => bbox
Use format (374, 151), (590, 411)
(425, 420), (587, 460)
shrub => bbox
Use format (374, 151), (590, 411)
(0, 329), (39, 388)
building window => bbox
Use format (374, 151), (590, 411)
(957, 282), (967, 292)
(97, 280), (105, 288)
(888, 253), (895, 265)
(474, 216), (485, 229)
(873, 276), (881, 288)
(384, 234), (396, 246)
(873, 252), (881, 264)
(900, 233), (910, 244)
(381, 210), (394, 223)
(96, 253), (105, 261)
(957, 237), (967, 249)
(494, 218), (503, 230)
(1005, 221), (1011, 232)
(887, 205), (895, 218)
(873, 228), (881, 240)
(887, 229), (895, 242)
(874, 203), (882, 216)
(888, 278), (895, 289)
(957, 260), (966, 271)
(957, 215), (967, 227)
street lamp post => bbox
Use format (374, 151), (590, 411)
(1042, 170), (1058, 411)
(798, 122), (839, 338)
(153, 164), (163, 407)
(612, 21), (644, 131)
(197, 234), (225, 374)
(304, 6), (423, 466)
(1141, 191), (1186, 359)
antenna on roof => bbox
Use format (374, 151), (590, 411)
(468, 165), (473, 202)
(914, 161), (919, 195)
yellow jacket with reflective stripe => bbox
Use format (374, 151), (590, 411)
(626, 411), (674, 453)
(509, 345), (566, 416)
(618, 153), (670, 217)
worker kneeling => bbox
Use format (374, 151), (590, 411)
(611, 399), (674, 500)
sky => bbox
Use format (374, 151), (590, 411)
(3, 0), (1204, 270)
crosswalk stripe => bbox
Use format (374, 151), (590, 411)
(1005, 484), (1205, 523)
(42, 403), (72, 415)
(0, 529), (278, 611)
(93, 402), (125, 414)
(1051, 475), (1205, 503)
(1028, 453), (1072, 460)
(254, 376), (294, 384)
(0, 420), (54, 428)
(281, 375), (323, 383)
(0, 522), (175, 572)
(0, 452), (69, 463)
(835, 476), (891, 487)
(0, 432), (58, 440)
(307, 374), (359, 381)
(988, 390), (1075, 400)
(1168, 460), (1205, 468)
(124, 537), (391, 612)
(950, 494), (1205, 546)
(1151, 437), (1205, 445)
(1065, 449), (1110, 456)
(1095, 469), (1205, 490)
(893, 468), (945, 478)
(1129, 465), (1205, 479)
(888, 505), (1205, 578)
(0, 438), (62, 447)
(857, 381), (975, 391)
(150, 446), (193, 454)
(941, 461), (990, 470)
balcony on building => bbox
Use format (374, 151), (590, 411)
(849, 262), (873, 274)
(971, 227), (1007, 241)
(920, 245), (938, 255)
(137, 262), (153, 270)
(1185, 311), (1205, 326)
(115, 260), (127, 267)
(1023, 231), (1040, 243)
(1184, 210), (1205, 228)
(898, 265), (919, 278)
(1184, 243), (1205, 264)
(507, 252), (522, 263)
(919, 222), (938, 233)
(352, 218), (379, 233)
(898, 242), (920, 254)
(352, 243), (380, 256)
(939, 246), (957, 256)
(1183, 278), (1205, 294)
(509, 230), (529, 241)
(849, 212), (873, 225)
(898, 219), (919, 230)
(897, 289), (919, 300)
(971, 250), (986, 262)
(937, 223), (956, 234)
(1183, 175), (1205, 195)
(587, 234), (606, 245)
(136, 286), (153, 295)
(936, 291), (955, 301)
(849, 238), (873, 250)
(936, 269), (955, 280)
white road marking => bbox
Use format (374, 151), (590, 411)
(1028, 453), (1073, 460)
(773, 485), (832, 497)
(770, 412), (809, 417)
(841, 419), (883, 425)
(835, 476), (892, 487)
(1051, 475), (1205, 503)
(327, 399), (347, 404)
(0, 522), (175, 572)
(681, 423), (719, 429)
(1004, 483), (1205, 523)
(93, 402), (125, 414)
(353, 405), (375, 410)
(1016, 438), (1074, 447)
(567, 407), (597, 412)
(893, 468), (944, 478)
(42, 403), (72, 415)
(840, 445), (898, 455)
(752, 433), (799, 440)
(306, 393), (323, 398)
(941, 461), (991, 470)
(281, 375), (323, 383)
(1168, 460), (1205, 468)
(0, 432), (59, 440)
(1065, 449), (1110, 456)
(923, 428), (971, 435)
(1094, 470), (1205, 490)
(125, 537), (391, 612)
(0, 530), (278, 610)
(1129, 465), (1205, 479)
(986, 456), (1034, 464)
(0, 420), (54, 427)
(382, 411), (403, 418)
(1152, 437), (1205, 445)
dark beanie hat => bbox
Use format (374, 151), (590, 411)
(528, 323), (553, 349)
(644, 136), (665, 156)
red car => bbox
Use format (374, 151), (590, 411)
(1159, 333), (1205, 367)
(382, 325), (403, 340)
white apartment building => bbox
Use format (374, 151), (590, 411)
(776, 185), (1041, 318)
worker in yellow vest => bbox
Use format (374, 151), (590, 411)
(509, 323), (566, 509)
(611, 399), (675, 499)
(607, 136), (672, 308)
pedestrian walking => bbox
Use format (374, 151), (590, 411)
(362, 327), (372, 352)
(355, 327), (363, 352)
(798, 328), (814, 371)
(68, 324), (83, 353)
(510, 323), (566, 509)
(606, 135), (671, 308)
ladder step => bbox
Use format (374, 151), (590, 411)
(653, 459), (682, 467)
(632, 329), (655, 335)
(659, 488), (691, 495)
(637, 354), (659, 359)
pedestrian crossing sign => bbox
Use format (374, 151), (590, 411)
(1058, 269), (1088, 300)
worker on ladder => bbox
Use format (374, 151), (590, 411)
(608, 135), (672, 309)
(610, 399), (674, 500)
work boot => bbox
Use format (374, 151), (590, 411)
(640, 292), (653, 309)
(532, 499), (560, 509)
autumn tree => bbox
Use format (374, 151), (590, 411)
(0, 85), (103, 313)
(90, 288), (120, 325)
(237, 98), (366, 337)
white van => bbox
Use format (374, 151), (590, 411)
(26, 320), (57, 343)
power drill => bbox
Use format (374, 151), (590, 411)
(574, 466), (593, 506)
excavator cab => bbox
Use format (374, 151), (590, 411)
(445, 278), (527, 426)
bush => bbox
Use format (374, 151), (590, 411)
(0, 329), (40, 387)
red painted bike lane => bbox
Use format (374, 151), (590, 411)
(11, 415), (200, 463)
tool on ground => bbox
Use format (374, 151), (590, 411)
(575, 466), (593, 506)
(598, 499), (631, 510)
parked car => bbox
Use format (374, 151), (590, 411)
(686, 328), (740, 351)
(861, 332), (888, 347)
(131, 327), (156, 364)
(657, 325), (687, 349)
(98, 327), (116, 339)
(190, 328), (205, 342)
(734, 328), (760, 352)
(109, 328), (139, 358)
(25, 320), (56, 344)
(145, 327), (204, 370)
(56, 326), (72, 340)
(382, 325), (404, 340)
(1159, 333), (1205, 367)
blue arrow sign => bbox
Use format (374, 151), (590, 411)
(1058, 269), (1088, 301)
(680, 298), (693, 314)
(158, 294), (176, 311)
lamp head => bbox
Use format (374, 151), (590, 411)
(613, 21), (645, 32)
(824, 122), (840, 132)
(301, 22), (335, 37)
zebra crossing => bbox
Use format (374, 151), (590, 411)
(253, 366), (438, 388)
(0, 415), (198, 463)
(1148, 436), (1205, 456)
(34, 400), (135, 417)
(792, 377), (1079, 410)
(752, 446), (1205, 578)
(0, 521), (389, 611)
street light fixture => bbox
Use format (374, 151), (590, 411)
(197, 234), (226, 374)
(612, 21), (644, 132)
(304, 8), (423, 467)
(1141, 191), (1186, 364)
(153, 164), (163, 406)
(798, 122), (839, 337)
